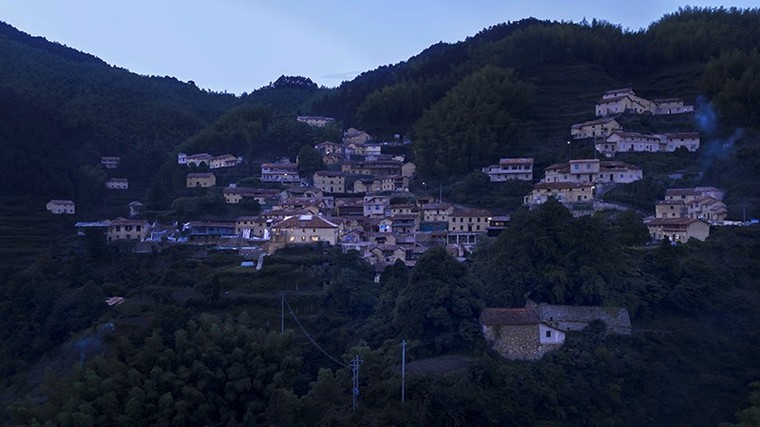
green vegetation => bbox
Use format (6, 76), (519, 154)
(3, 203), (760, 426)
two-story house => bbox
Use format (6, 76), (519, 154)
(186, 172), (216, 188)
(481, 158), (534, 182)
(364, 195), (391, 218)
(107, 217), (149, 242)
(261, 162), (300, 183)
(313, 171), (347, 193)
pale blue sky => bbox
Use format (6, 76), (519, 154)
(1, 1), (757, 94)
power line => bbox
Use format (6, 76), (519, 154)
(283, 295), (347, 367)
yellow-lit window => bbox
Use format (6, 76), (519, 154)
(311, 236), (319, 242)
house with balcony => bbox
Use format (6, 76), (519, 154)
(183, 221), (237, 243)
(481, 158), (534, 182)
(261, 162), (300, 183)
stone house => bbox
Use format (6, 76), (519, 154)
(46, 199), (75, 214)
(481, 301), (631, 360)
(480, 308), (566, 361)
(186, 172), (216, 188)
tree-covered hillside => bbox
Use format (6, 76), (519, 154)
(2, 7), (760, 427)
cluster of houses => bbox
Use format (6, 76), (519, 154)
(71, 184), (508, 269)
(594, 87), (694, 117)
(178, 152), (243, 169)
(524, 158), (643, 207)
(645, 187), (727, 243)
(570, 88), (700, 157)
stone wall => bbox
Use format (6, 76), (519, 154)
(484, 324), (563, 361)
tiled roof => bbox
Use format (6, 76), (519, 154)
(480, 308), (539, 326)
(533, 182), (593, 190)
(571, 116), (620, 129)
(273, 214), (338, 229)
(647, 217), (702, 226)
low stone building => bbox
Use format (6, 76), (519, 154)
(480, 308), (566, 361)
(481, 301), (631, 360)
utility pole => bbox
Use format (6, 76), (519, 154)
(351, 354), (363, 413)
(401, 339), (406, 403)
(280, 292), (285, 335)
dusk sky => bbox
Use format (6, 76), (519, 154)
(2, 1), (758, 94)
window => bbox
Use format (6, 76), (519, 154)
(546, 330), (552, 338)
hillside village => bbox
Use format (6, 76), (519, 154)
(7, 9), (760, 426)
(48, 85), (740, 363)
(46, 87), (741, 280)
